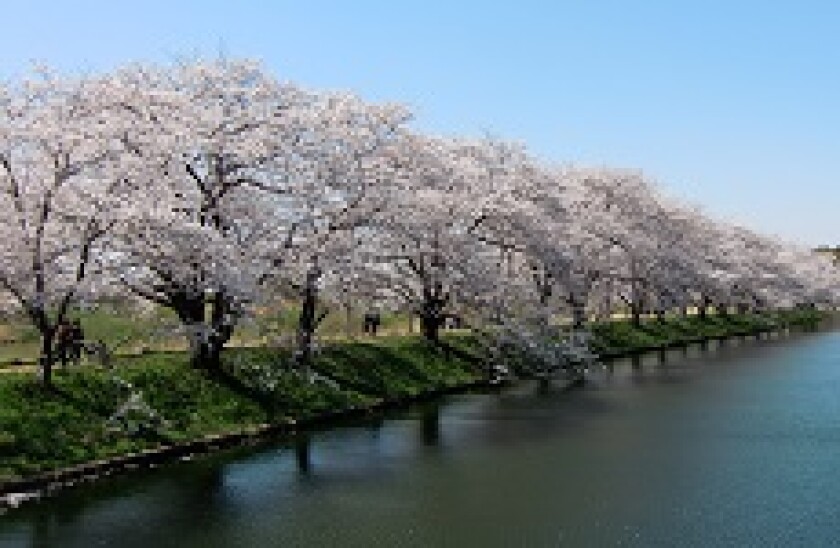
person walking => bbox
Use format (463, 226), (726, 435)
(92, 339), (111, 369)
(363, 310), (381, 336)
(363, 311), (373, 335)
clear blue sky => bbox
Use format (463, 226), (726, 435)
(2, 1), (837, 246)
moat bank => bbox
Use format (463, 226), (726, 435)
(2, 319), (839, 546)
(0, 309), (829, 506)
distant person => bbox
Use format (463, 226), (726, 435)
(93, 339), (111, 369)
(363, 311), (381, 336)
(446, 314), (463, 330)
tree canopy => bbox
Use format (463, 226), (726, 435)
(1, 58), (837, 387)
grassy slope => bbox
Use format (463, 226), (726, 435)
(589, 309), (826, 356)
(0, 355), (265, 480)
(0, 309), (829, 483)
(0, 337), (479, 482)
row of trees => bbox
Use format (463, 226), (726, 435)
(1, 59), (837, 387)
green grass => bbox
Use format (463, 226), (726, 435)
(0, 336), (480, 482)
(312, 336), (477, 399)
(0, 306), (422, 365)
(0, 307), (830, 483)
(0, 308), (186, 365)
(588, 309), (827, 356)
(0, 355), (268, 481)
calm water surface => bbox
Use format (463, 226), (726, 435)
(2, 328), (840, 547)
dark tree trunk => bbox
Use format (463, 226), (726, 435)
(698, 296), (712, 320)
(297, 293), (315, 372)
(420, 284), (447, 346)
(570, 295), (586, 329)
(627, 261), (644, 327)
(178, 294), (212, 371)
(191, 338), (224, 372)
(420, 311), (444, 345)
(345, 303), (352, 338)
(296, 264), (323, 375)
(205, 291), (233, 372)
(211, 291), (233, 348)
(39, 327), (55, 389)
(630, 302), (642, 327)
(175, 290), (232, 373)
(30, 305), (58, 389)
(535, 268), (552, 306)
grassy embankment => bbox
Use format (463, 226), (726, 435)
(0, 308), (830, 483)
(589, 308), (827, 357)
(0, 336), (478, 482)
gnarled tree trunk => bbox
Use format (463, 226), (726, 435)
(296, 263), (327, 377)
(38, 326), (56, 388)
(174, 290), (233, 373)
(419, 282), (448, 346)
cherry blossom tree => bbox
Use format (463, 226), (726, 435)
(110, 59), (410, 374)
(3, 58), (836, 393)
(363, 134), (541, 345)
(277, 187), (399, 374)
(0, 68), (149, 387)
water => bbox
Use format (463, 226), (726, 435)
(3, 328), (840, 547)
